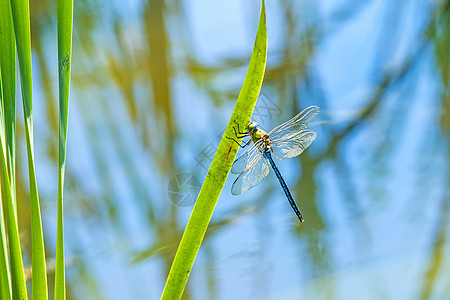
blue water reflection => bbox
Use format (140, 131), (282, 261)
(24, 0), (449, 299)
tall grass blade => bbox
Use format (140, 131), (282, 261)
(0, 138), (26, 299)
(1, 0), (16, 209)
(54, 0), (74, 299)
(160, 1), (267, 299)
(9, 0), (47, 298)
(0, 0), (16, 298)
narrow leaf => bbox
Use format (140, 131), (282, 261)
(9, 0), (47, 298)
(0, 108), (26, 300)
(160, 1), (267, 299)
(0, 0), (16, 298)
(54, 0), (74, 299)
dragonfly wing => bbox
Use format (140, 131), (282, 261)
(269, 105), (319, 140)
(271, 129), (317, 160)
(231, 140), (265, 174)
(231, 154), (270, 195)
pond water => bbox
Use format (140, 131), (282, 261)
(22, 0), (449, 299)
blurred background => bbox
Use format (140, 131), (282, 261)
(15, 0), (450, 299)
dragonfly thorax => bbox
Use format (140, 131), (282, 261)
(253, 128), (269, 140)
(246, 124), (271, 152)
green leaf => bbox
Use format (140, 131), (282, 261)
(0, 0), (16, 208)
(0, 134), (25, 299)
(160, 1), (267, 299)
(54, 0), (74, 299)
(0, 0), (16, 298)
(9, 0), (47, 298)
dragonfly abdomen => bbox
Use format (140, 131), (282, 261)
(265, 151), (304, 222)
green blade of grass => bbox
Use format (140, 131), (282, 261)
(1, 0), (16, 209)
(0, 0), (16, 298)
(54, 0), (74, 299)
(9, 0), (48, 298)
(0, 132), (26, 299)
(0, 155), (12, 300)
(160, 1), (267, 299)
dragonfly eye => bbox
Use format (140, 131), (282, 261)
(246, 121), (259, 132)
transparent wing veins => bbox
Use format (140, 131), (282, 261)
(231, 139), (265, 174)
(270, 129), (317, 160)
(230, 105), (319, 195)
(231, 154), (270, 195)
(269, 105), (319, 141)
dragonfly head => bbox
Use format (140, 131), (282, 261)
(246, 121), (259, 132)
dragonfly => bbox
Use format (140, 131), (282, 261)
(229, 105), (319, 222)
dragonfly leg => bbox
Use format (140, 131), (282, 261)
(232, 121), (247, 136)
(226, 121), (251, 148)
(226, 135), (252, 148)
(239, 139), (252, 148)
(226, 123), (252, 148)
